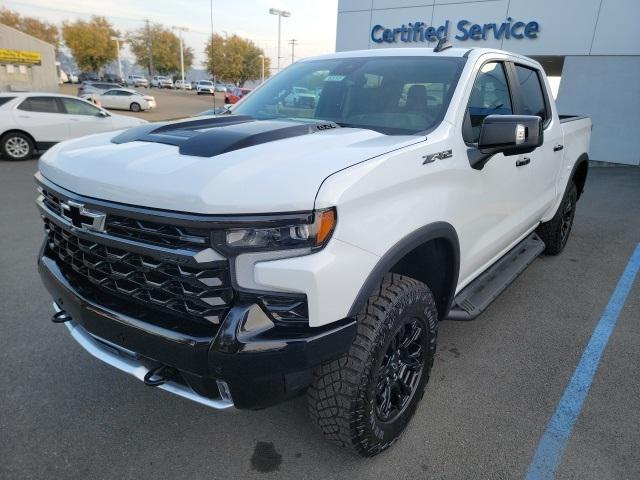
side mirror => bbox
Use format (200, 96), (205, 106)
(478, 114), (543, 156)
(97, 110), (110, 118)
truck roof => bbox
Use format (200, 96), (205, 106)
(304, 47), (535, 62)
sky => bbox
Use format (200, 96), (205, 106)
(4, 0), (339, 71)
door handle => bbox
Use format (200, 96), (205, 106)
(553, 144), (564, 152)
(516, 157), (531, 167)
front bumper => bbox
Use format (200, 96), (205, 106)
(39, 250), (356, 410)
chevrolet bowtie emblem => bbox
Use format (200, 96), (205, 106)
(60, 200), (107, 232)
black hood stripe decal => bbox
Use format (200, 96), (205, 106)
(111, 115), (340, 157)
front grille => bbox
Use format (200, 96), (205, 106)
(44, 218), (233, 330)
(41, 188), (210, 249)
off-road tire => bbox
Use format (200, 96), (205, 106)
(307, 273), (438, 457)
(1, 131), (34, 161)
(537, 182), (578, 255)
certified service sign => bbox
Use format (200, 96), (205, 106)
(371, 18), (539, 44)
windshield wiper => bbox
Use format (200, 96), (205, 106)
(334, 122), (360, 128)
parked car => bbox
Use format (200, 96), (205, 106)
(284, 86), (317, 108)
(58, 70), (68, 85)
(214, 83), (229, 93)
(150, 76), (174, 89)
(83, 88), (156, 112)
(67, 72), (79, 84)
(102, 73), (125, 86)
(77, 82), (121, 97)
(34, 47), (591, 456)
(126, 75), (149, 88)
(175, 79), (192, 90)
(77, 72), (100, 83)
(225, 87), (251, 104)
(0, 93), (146, 160)
(195, 80), (215, 95)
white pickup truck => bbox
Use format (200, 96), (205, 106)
(36, 46), (591, 456)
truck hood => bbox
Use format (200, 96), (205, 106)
(39, 118), (422, 214)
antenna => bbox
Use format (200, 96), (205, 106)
(433, 36), (452, 53)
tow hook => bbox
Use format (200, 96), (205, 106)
(143, 364), (179, 387)
(51, 310), (71, 323)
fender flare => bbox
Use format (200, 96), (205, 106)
(570, 152), (589, 198)
(347, 221), (460, 318)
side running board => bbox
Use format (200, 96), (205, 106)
(447, 232), (545, 321)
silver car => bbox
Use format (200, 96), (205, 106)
(77, 82), (122, 97)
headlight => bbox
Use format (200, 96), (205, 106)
(224, 208), (336, 252)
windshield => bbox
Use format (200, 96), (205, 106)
(201, 81), (213, 85)
(233, 56), (465, 135)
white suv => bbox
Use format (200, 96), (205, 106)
(195, 80), (215, 95)
(126, 75), (149, 88)
(0, 92), (146, 160)
(150, 76), (173, 89)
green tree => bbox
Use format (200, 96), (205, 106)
(127, 23), (194, 76)
(0, 7), (60, 48)
(205, 34), (270, 85)
(62, 16), (118, 72)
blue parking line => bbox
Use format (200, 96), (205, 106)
(524, 243), (640, 480)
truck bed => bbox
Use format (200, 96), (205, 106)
(559, 114), (590, 123)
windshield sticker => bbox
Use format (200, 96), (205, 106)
(324, 75), (346, 82)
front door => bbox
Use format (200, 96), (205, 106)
(456, 61), (525, 283)
(59, 97), (113, 137)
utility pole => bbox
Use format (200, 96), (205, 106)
(145, 19), (153, 76)
(288, 39), (298, 65)
(172, 26), (188, 87)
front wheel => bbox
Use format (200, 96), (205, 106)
(537, 182), (578, 255)
(1, 131), (34, 161)
(307, 273), (438, 457)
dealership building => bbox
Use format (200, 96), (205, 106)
(336, 0), (640, 165)
(0, 24), (58, 93)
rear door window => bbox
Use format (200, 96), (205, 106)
(513, 65), (548, 124)
(17, 97), (62, 113)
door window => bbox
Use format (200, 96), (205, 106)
(464, 62), (513, 143)
(17, 96), (62, 113)
(61, 98), (101, 116)
(513, 65), (548, 124)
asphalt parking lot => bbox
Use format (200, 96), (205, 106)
(57, 84), (225, 121)
(0, 162), (638, 480)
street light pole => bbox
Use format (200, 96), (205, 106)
(111, 36), (125, 79)
(172, 26), (188, 88)
(269, 8), (291, 72)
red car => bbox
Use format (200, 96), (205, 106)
(225, 87), (252, 104)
